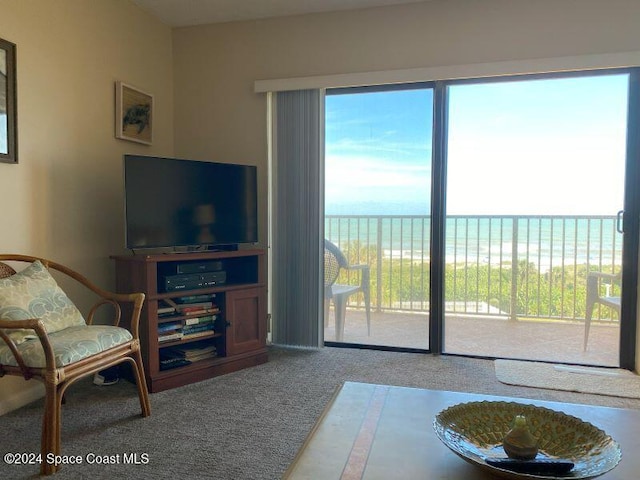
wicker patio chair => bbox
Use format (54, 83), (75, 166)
(324, 240), (371, 342)
(584, 271), (621, 351)
(0, 254), (150, 475)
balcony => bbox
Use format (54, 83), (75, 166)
(325, 214), (622, 367)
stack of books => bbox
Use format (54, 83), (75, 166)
(182, 316), (216, 339)
(165, 294), (220, 317)
(159, 341), (217, 370)
(169, 341), (217, 363)
(159, 348), (191, 371)
(157, 294), (220, 344)
(158, 321), (183, 343)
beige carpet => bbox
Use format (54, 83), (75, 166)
(495, 359), (640, 399)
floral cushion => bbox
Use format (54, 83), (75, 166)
(0, 260), (86, 345)
(0, 325), (133, 368)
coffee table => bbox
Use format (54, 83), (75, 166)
(284, 381), (640, 479)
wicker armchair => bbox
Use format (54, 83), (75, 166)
(584, 271), (621, 351)
(0, 254), (150, 475)
(324, 240), (371, 342)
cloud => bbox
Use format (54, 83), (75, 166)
(327, 136), (431, 159)
(325, 154), (431, 206)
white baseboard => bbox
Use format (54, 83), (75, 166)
(0, 380), (44, 416)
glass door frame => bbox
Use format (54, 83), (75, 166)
(323, 81), (436, 353)
(619, 68), (640, 369)
(430, 68), (640, 369)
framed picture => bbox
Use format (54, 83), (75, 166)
(115, 81), (153, 145)
(0, 37), (17, 164)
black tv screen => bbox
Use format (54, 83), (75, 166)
(124, 155), (258, 250)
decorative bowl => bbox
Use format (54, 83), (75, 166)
(433, 401), (621, 480)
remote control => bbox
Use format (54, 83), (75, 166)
(485, 457), (575, 475)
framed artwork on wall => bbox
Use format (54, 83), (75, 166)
(115, 81), (153, 145)
(0, 37), (17, 164)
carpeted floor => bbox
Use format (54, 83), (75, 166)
(2, 346), (640, 480)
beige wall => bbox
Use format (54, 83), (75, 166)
(173, 0), (640, 167)
(172, 0), (640, 368)
(0, 0), (173, 414)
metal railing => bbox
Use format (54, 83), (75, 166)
(325, 214), (622, 322)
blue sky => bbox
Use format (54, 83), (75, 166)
(325, 74), (629, 216)
(325, 88), (432, 215)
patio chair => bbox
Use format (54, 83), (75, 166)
(0, 254), (150, 475)
(324, 240), (371, 342)
(584, 271), (621, 351)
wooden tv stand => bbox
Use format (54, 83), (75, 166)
(111, 249), (268, 392)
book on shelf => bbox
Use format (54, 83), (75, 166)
(181, 345), (216, 357)
(161, 341), (217, 363)
(159, 349), (192, 370)
(160, 297), (220, 316)
(184, 314), (217, 326)
(180, 304), (212, 312)
(182, 322), (215, 334)
(182, 319), (214, 328)
(158, 331), (181, 339)
(175, 301), (214, 309)
(176, 294), (216, 304)
(182, 307), (220, 316)
(157, 300), (177, 317)
(181, 351), (215, 362)
(158, 332), (183, 343)
(182, 327), (215, 339)
(182, 329), (215, 340)
(159, 358), (191, 370)
(157, 321), (183, 333)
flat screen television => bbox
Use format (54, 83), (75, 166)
(124, 155), (258, 251)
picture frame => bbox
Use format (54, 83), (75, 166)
(115, 81), (153, 145)
(0, 37), (17, 164)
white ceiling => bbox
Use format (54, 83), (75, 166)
(131, 0), (428, 27)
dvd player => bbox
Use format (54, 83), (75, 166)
(162, 271), (227, 292)
(175, 260), (223, 274)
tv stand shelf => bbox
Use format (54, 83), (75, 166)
(111, 249), (267, 393)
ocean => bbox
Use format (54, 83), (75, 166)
(325, 213), (622, 271)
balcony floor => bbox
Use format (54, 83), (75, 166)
(324, 309), (619, 367)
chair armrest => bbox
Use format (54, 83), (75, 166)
(0, 318), (54, 379)
(346, 264), (369, 271)
(587, 272), (620, 290)
(587, 272), (620, 303)
(86, 292), (145, 339)
(119, 292), (145, 340)
(587, 271), (620, 283)
(346, 264), (371, 290)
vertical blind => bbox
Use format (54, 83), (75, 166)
(270, 89), (325, 347)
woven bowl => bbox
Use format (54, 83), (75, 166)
(433, 401), (621, 480)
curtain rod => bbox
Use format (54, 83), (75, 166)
(255, 50), (640, 93)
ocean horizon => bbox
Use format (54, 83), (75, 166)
(325, 205), (622, 271)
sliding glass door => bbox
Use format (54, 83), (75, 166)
(324, 85), (434, 349)
(443, 73), (633, 367)
(319, 69), (638, 367)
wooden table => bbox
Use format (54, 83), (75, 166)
(284, 382), (640, 479)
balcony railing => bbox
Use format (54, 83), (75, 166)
(326, 215), (622, 322)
